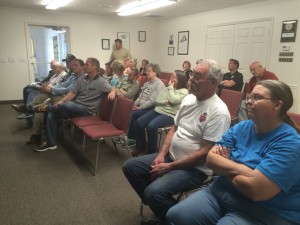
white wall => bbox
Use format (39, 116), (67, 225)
(156, 0), (300, 112)
(0, 0), (299, 112)
(0, 7), (157, 101)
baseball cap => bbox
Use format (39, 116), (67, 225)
(62, 54), (76, 61)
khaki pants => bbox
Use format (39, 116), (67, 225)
(31, 95), (64, 135)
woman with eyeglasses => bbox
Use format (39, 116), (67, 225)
(167, 80), (300, 225)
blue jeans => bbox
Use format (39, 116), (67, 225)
(135, 110), (174, 153)
(166, 177), (297, 225)
(122, 153), (207, 221)
(127, 109), (152, 140)
(46, 102), (91, 146)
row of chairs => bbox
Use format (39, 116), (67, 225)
(69, 95), (134, 175)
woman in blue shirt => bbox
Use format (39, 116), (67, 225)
(167, 80), (300, 225)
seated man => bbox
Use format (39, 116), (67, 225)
(238, 61), (278, 121)
(122, 59), (231, 225)
(115, 68), (140, 100)
(35, 57), (115, 151)
(26, 59), (85, 145)
(28, 61), (68, 108)
(166, 80), (300, 225)
(11, 59), (57, 118)
(219, 58), (243, 92)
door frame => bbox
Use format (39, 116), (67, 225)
(24, 22), (71, 82)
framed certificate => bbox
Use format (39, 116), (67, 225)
(101, 39), (110, 50)
(280, 20), (298, 42)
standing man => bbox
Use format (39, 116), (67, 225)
(35, 58), (115, 151)
(238, 61), (278, 121)
(219, 59), (243, 92)
(110, 39), (131, 63)
(122, 59), (231, 225)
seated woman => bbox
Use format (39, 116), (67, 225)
(124, 63), (165, 148)
(139, 59), (149, 76)
(131, 70), (188, 156)
(110, 60), (127, 87)
(182, 60), (192, 81)
(166, 80), (300, 225)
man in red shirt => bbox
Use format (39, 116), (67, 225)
(247, 61), (278, 95)
(238, 61), (278, 121)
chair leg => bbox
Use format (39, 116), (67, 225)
(82, 134), (86, 154)
(94, 139), (101, 176)
(122, 135), (132, 158)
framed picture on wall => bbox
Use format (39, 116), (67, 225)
(168, 47), (174, 55)
(101, 39), (110, 50)
(139, 31), (146, 42)
(117, 32), (130, 50)
(280, 20), (298, 42)
(177, 31), (189, 55)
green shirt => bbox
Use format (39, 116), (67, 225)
(116, 77), (140, 99)
(155, 86), (188, 118)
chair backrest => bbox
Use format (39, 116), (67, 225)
(139, 76), (147, 87)
(287, 112), (300, 127)
(98, 95), (117, 122)
(220, 89), (243, 122)
(160, 78), (169, 86)
(111, 96), (134, 132)
(242, 82), (249, 100)
(159, 72), (172, 80)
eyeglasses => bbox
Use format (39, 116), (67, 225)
(189, 71), (205, 81)
(246, 94), (273, 103)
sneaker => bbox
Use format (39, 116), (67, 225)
(17, 113), (33, 119)
(121, 139), (136, 148)
(35, 141), (57, 152)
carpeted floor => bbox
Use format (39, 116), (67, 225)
(0, 104), (149, 225)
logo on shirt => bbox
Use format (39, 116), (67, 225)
(199, 112), (207, 122)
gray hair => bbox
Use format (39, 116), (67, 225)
(198, 59), (223, 83)
(146, 63), (161, 77)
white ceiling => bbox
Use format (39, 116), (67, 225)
(0, 0), (267, 19)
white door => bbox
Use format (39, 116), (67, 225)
(233, 20), (271, 81)
(205, 25), (235, 73)
(206, 19), (272, 81)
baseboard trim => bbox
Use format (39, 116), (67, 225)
(0, 100), (23, 105)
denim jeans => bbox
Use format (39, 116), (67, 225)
(166, 177), (297, 225)
(122, 153), (207, 221)
(135, 110), (174, 153)
(127, 109), (152, 140)
(46, 102), (91, 146)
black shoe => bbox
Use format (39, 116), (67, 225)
(25, 134), (41, 145)
(11, 104), (27, 113)
(35, 141), (57, 152)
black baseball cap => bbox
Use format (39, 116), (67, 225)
(62, 54), (76, 61)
